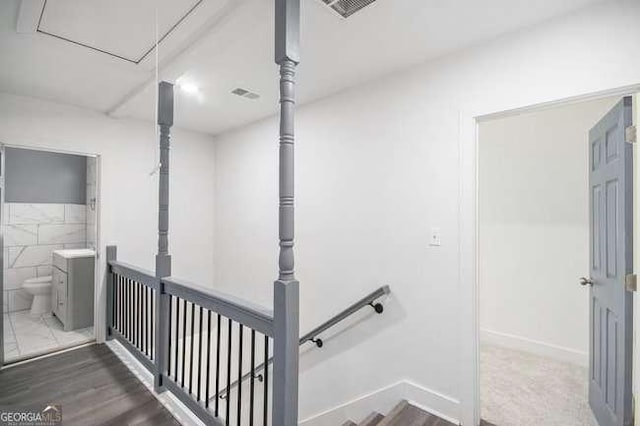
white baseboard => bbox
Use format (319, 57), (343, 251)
(480, 328), (588, 367)
(300, 380), (460, 426)
(106, 340), (205, 426)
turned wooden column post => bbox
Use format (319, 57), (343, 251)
(155, 81), (173, 392)
(273, 0), (300, 424)
(156, 81), (173, 279)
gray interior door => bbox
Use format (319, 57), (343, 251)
(588, 97), (634, 426)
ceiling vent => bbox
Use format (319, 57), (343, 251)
(322, 0), (377, 18)
(231, 88), (260, 100)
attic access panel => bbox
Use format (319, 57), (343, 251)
(37, 0), (203, 64)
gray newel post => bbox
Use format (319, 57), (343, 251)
(106, 245), (117, 340)
(154, 81), (174, 392)
(156, 81), (173, 279)
(273, 0), (300, 425)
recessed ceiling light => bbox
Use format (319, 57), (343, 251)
(175, 76), (205, 102)
(178, 81), (200, 95)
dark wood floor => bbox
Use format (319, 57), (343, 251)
(0, 344), (180, 426)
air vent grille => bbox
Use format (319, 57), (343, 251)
(322, 0), (377, 18)
(231, 88), (260, 100)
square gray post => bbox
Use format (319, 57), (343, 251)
(106, 245), (117, 341)
(154, 81), (174, 393)
(275, 0), (300, 64)
(154, 280), (170, 393)
(273, 279), (299, 426)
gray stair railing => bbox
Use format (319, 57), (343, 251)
(106, 246), (158, 372)
(107, 247), (293, 426)
(107, 252), (390, 425)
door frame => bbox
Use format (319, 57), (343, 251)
(0, 144), (5, 367)
(459, 83), (640, 426)
(0, 143), (101, 367)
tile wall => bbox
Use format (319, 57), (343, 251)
(2, 203), (88, 313)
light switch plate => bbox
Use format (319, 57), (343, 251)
(429, 228), (441, 246)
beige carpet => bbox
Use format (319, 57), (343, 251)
(481, 344), (598, 426)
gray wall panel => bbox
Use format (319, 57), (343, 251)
(6, 148), (87, 204)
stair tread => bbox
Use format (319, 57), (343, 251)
(358, 412), (385, 426)
(377, 400), (409, 426)
(379, 401), (456, 426)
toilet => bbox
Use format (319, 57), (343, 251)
(22, 276), (53, 316)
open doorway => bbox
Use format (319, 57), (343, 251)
(1, 146), (99, 365)
(478, 96), (630, 425)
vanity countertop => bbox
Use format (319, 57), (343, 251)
(53, 249), (96, 259)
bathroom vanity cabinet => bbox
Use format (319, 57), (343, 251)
(52, 250), (95, 331)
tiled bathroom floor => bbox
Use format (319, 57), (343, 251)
(3, 310), (94, 363)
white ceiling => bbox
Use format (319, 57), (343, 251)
(0, 0), (607, 135)
(38, 0), (202, 62)
(0, 0), (234, 113)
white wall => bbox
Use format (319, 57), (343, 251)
(0, 93), (216, 341)
(478, 98), (619, 366)
(211, 1), (640, 424)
